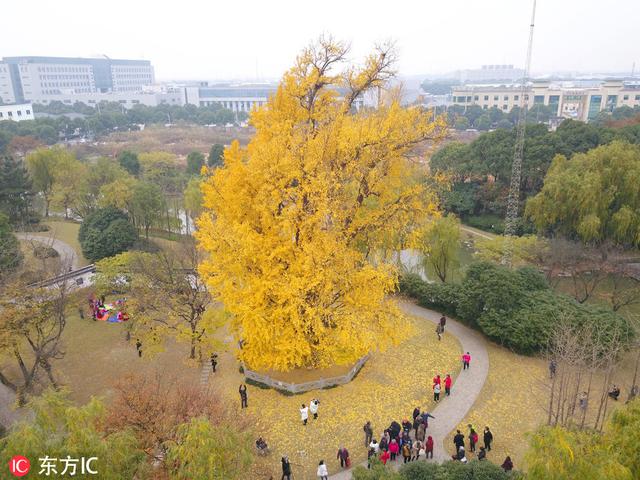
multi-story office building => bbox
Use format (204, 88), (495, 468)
(0, 56), (155, 104)
(450, 80), (640, 122)
(0, 103), (34, 122)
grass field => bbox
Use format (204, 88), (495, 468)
(43, 220), (89, 266)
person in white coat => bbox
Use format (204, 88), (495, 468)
(317, 460), (328, 479)
(310, 398), (320, 420)
(300, 404), (309, 425)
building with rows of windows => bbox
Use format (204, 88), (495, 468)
(0, 56), (155, 105)
(450, 80), (640, 122)
(0, 103), (34, 121)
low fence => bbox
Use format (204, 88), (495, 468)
(243, 354), (369, 394)
(27, 264), (96, 288)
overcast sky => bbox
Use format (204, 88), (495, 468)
(2, 0), (638, 81)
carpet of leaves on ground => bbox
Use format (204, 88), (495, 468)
(212, 314), (461, 479)
(444, 343), (547, 470)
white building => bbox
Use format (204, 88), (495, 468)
(0, 103), (35, 122)
(1, 56), (155, 105)
(450, 80), (640, 122)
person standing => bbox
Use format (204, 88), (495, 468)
(364, 421), (373, 447)
(402, 442), (411, 463)
(483, 426), (493, 451)
(135, 339), (142, 358)
(317, 460), (328, 480)
(435, 324), (442, 341)
(425, 435), (434, 459)
(462, 352), (471, 370)
(380, 449), (390, 465)
(439, 315), (446, 332)
(412, 406), (421, 421)
(310, 398), (320, 419)
(239, 384), (248, 408)
(469, 428), (478, 452)
(433, 382), (441, 402)
(411, 440), (420, 461)
(416, 422), (426, 442)
(336, 447), (349, 468)
(300, 404), (309, 425)
(210, 353), (218, 373)
(281, 456), (292, 480)
(549, 359), (557, 379)
(433, 374), (441, 388)
(369, 438), (380, 454)
(501, 456), (513, 472)
(453, 430), (465, 452)
(444, 374), (453, 396)
(389, 439), (399, 461)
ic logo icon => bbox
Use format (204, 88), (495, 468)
(9, 455), (30, 477)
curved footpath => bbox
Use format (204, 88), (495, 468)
(15, 233), (79, 271)
(329, 300), (489, 479)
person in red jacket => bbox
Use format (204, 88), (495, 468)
(380, 449), (390, 465)
(462, 352), (471, 370)
(444, 374), (453, 396)
(425, 435), (434, 459)
(432, 374), (441, 388)
(388, 438), (399, 461)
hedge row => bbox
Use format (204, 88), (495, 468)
(399, 262), (633, 355)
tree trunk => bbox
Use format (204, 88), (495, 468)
(41, 359), (59, 390)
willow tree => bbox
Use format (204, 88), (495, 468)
(196, 38), (446, 371)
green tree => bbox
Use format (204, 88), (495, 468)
(526, 141), (640, 247)
(429, 142), (471, 182)
(414, 214), (461, 282)
(0, 391), (147, 480)
(454, 116), (470, 130)
(165, 417), (253, 480)
(117, 150), (140, 176)
(79, 207), (137, 262)
(0, 156), (34, 224)
(0, 213), (23, 276)
(26, 146), (73, 217)
(476, 114), (492, 130)
(131, 182), (165, 239)
(186, 151), (205, 176)
(208, 143), (225, 167)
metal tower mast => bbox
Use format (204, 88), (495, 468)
(501, 0), (537, 266)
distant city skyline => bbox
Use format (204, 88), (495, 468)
(2, 0), (638, 82)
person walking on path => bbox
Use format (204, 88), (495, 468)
(435, 324), (443, 341)
(421, 411), (435, 428)
(281, 456), (292, 480)
(364, 421), (373, 447)
(389, 439), (399, 461)
(416, 422), (426, 442)
(483, 427), (493, 451)
(412, 406), (421, 421)
(210, 353), (218, 373)
(501, 456), (514, 472)
(336, 447), (350, 468)
(444, 374), (453, 396)
(469, 427), (478, 452)
(425, 436), (434, 459)
(453, 430), (465, 452)
(317, 460), (328, 480)
(135, 339), (142, 357)
(239, 384), (248, 408)
(439, 315), (446, 332)
(462, 352), (471, 370)
(310, 398), (320, 419)
(433, 382), (441, 402)
(300, 404), (309, 425)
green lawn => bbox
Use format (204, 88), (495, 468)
(44, 220), (89, 266)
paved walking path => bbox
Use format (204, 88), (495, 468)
(329, 300), (489, 479)
(15, 233), (79, 270)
